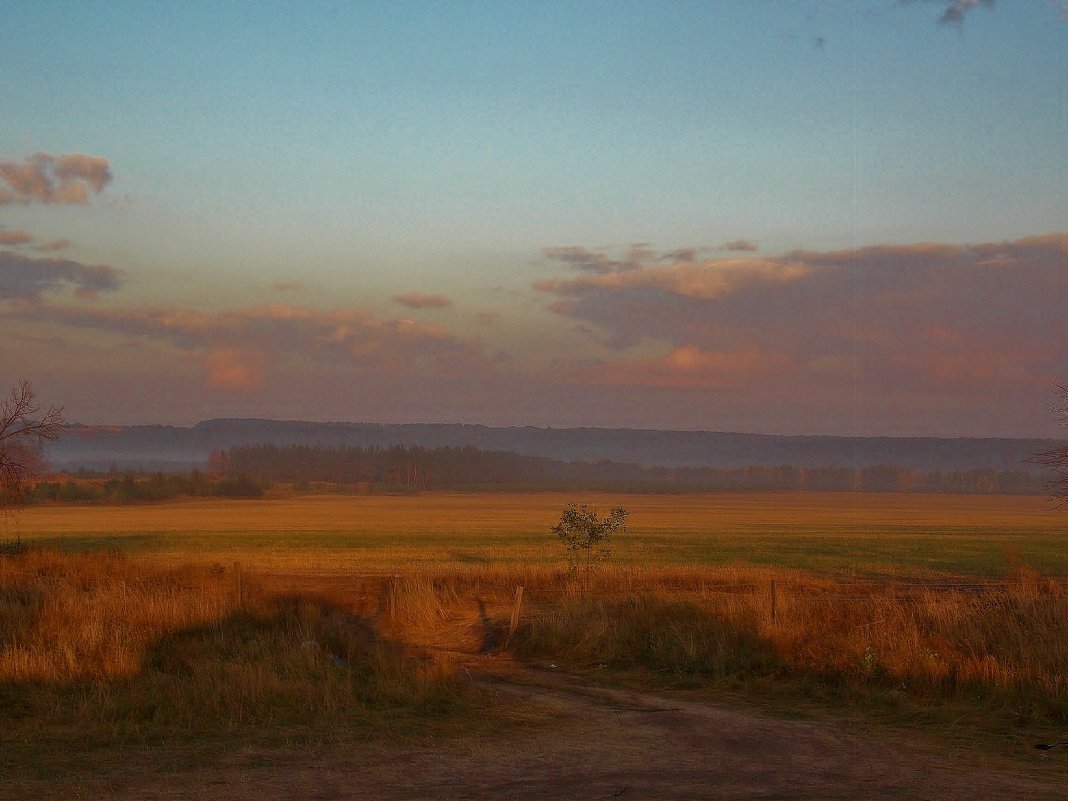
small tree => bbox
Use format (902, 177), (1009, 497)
(1031, 381), (1068, 505)
(552, 502), (628, 579)
(0, 380), (65, 512)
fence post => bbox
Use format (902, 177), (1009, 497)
(389, 574), (399, 622)
(770, 579), (777, 625)
(234, 561), (243, 609)
(507, 585), (525, 646)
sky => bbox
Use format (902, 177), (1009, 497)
(1, 0), (1066, 437)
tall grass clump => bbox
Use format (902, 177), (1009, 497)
(0, 549), (474, 750)
(515, 596), (778, 679)
(513, 565), (1068, 727)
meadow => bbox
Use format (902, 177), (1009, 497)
(6, 491), (1064, 577)
(3, 490), (1068, 793)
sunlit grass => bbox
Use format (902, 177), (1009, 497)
(4, 485), (1068, 776)
(7, 492), (1064, 577)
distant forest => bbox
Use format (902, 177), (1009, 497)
(220, 443), (1048, 495)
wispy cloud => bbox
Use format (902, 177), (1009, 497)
(392, 291), (453, 309)
(34, 238), (71, 253)
(270, 281), (303, 293)
(569, 345), (789, 390)
(0, 152), (112, 205)
(938, 0), (994, 27)
(535, 258), (810, 301)
(721, 239), (758, 252)
(543, 244), (659, 274)
(0, 251), (123, 300)
(898, 0), (996, 28)
(0, 229), (32, 246)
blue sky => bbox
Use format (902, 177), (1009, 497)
(1, 1), (1066, 435)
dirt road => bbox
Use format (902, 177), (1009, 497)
(16, 655), (1066, 801)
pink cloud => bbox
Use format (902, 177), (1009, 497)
(54, 154), (112, 192)
(203, 348), (266, 390)
(572, 346), (790, 393)
(392, 291), (453, 309)
(571, 345), (790, 390)
(536, 258), (811, 300)
(9, 301), (490, 382)
(34, 238), (71, 252)
(0, 229), (32, 246)
(0, 152), (112, 205)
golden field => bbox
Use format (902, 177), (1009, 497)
(4, 491), (1064, 577)
(3, 489), (1068, 779)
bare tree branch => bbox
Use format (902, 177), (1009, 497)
(0, 380), (65, 511)
(1029, 381), (1068, 507)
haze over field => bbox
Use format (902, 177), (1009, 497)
(1, 1), (1065, 437)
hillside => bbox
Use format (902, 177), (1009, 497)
(44, 418), (1062, 475)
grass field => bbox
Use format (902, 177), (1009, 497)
(4, 489), (1068, 786)
(5, 491), (1064, 577)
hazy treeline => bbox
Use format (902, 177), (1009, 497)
(26, 471), (264, 505)
(48, 418), (1063, 474)
(222, 443), (1047, 495)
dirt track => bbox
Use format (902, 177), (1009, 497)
(7, 573), (1067, 801)
(16, 656), (1067, 801)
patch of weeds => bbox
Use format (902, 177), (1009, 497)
(0, 536), (28, 556)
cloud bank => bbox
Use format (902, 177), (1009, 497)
(8, 301), (489, 391)
(537, 234), (1068, 402)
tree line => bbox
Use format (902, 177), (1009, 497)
(220, 443), (1047, 495)
(25, 470), (263, 505)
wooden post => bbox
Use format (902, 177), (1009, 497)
(389, 575), (399, 622)
(507, 585), (525, 646)
(234, 561), (243, 609)
(770, 579), (777, 625)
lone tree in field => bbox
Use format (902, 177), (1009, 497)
(0, 380), (65, 512)
(1031, 381), (1068, 505)
(553, 502), (628, 578)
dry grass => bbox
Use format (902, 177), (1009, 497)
(0, 549), (476, 761)
(312, 558), (1068, 733)
(507, 564), (1068, 734)
(4, 491), (1067, 756)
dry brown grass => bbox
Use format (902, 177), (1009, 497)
(505, 564), (1068, 734)
(4, 491), (1066, 754)
(0, 550), (234, 683)
(312, 558), (1068, 732)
